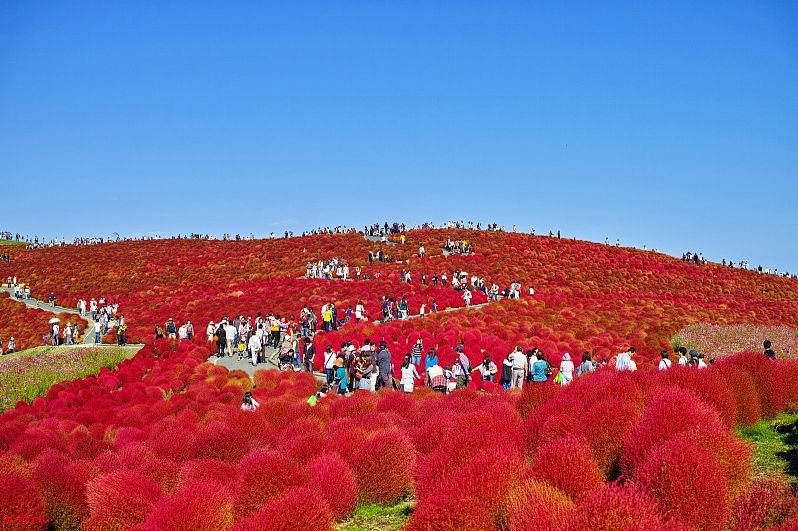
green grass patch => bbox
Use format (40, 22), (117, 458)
(0, 239), (26, 246)
(335, 499), (415, 531)
(737, 411), (798, 480)
(0, 346), (140, 412)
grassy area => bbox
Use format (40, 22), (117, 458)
(335, 500), (415, 531)
(0, 346), (140, 412)
(0, 239), (26, 246)
(737, 411), (798, 480)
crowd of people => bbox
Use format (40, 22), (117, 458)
(304, 258), (356, 280)
(4, 223), (794, 279)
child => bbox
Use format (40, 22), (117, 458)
(307, 384), (329, 407)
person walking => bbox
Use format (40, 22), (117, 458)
(323, 345), (336, 384)
(376, 341), (393, 390)
(510, 346), (527, 389)
(658, 351), (673, 370)
(302, 337), (316, 372)
(559, 353), (575, 386)
(94, 321), (102, 344)
(248, 332), (261, 366)
(500, 353), (513, 391)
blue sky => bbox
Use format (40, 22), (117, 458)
(1, 1), (796, 270)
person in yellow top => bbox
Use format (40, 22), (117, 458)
(400, 234), (406, 244)
(322, 306), (333, 331)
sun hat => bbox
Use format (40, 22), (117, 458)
(334, 358), (344, 368)
(562, 353), (571, 361)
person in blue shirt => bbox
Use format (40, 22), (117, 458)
(424, 349), (439, 371)
(531, 351), (550, 383)
(334, 358), (349, 394)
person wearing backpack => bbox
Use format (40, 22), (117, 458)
(658, 350), (673, 370)
(323, 345), (336, 384)
(500, 353), (514, 391)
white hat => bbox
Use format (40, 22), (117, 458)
(562, 352), (571, 361)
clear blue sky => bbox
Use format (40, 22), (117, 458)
(1, 1), (796, 270)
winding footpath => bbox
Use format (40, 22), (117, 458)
(1, 285), (142, 347)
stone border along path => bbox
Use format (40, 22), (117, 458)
(0, 284), (142, 347)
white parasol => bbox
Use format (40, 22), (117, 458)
(48, 317), (60, 324)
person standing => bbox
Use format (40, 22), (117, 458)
(658, 351), (673, 370)
(510, 346), (527, 389)
(411, 338), (423, 366)
(302, 338), (315, 372)
(559, 353), (575, 386)
(614, 347), (637, 371)
(94, 321), (102, 344)
(248, 332), (261, 366)
(531, 352), (550, 383)
(400, 356), (421, 393)
(323, 345), (336, 384)
(216, 322), (227, 356)
(462, 288), (472, 307)
(376, 341), (393, 390)
(471, 356), (497, 383)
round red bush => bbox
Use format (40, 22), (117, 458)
(0, 473), (47, 531)
(141, 480), (234, 531)
(83, 470), (163, 530)
(307, 453), (357, 521)
(566, 483), (665, 531)
(530, 435), (603, 501)
(231, 487), (333, 531)
(353, 429), (415, 505)
(635, 442), (730, 530)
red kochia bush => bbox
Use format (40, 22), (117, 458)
(636, 442), (730, 531)
(141, 480), (234, 531)
(307, 453), (357, 521)
(234, 449), (309, 518)
(566, 483), (665, 531)
(661, 365), (738, 428)
(231, 487), (333, 531)
(33, 451), (93, 531)
(730, 478), (798, 531)
(504, 478), (574, 531)
(353, 429), (416, 505)
(620, 387), (725, 478)
(573, 397), (640, 479)
(0, 473), (48, 531)
(716, 366), (763, 426)
(530, 435), (603, 501)
(83, 470), (163, 530)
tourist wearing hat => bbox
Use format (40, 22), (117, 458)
(559, 353), (575, 386)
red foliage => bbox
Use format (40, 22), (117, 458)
(307, 453), (357, 521)
(230, 487), (333, 531)
(352, 429), (415, 505)
(0, 473), (48, 531)
(234, 449), (309, 518)
(635, 442), (730, 530)
(619, 387), (725, 479)
(530, 435), (603, 501)
(141, 480), (234, 531)
(566, 483), (665, 531)
(730, 478), (798, 531)
(504, 478), (574, 531)
(83, 471), (163, 530)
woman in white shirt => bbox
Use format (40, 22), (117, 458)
(658, 351), (673, 370)
(400, 356), (421, 393)
(559, 353), (575, 386)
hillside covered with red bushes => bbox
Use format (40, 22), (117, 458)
(1, 230), (798, 529)
(2, 230), (796, 367)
